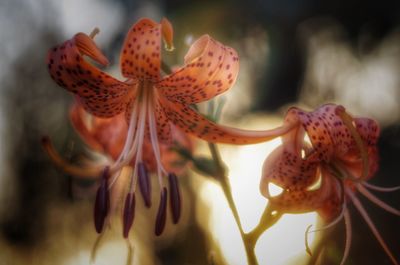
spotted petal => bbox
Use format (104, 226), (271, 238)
(120, 18), (164, 81)
(47, 33), (135, 117)
(354, 118), (380, 147)
(334, 117), (380, 180)
(290, 104), (355, 162)
(260, 145), (340, 216)
(260, 145), (320, 193)
(157, 35), (239, 104)
(160, 98), (295, 144)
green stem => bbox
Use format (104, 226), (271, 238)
(208, 142), (257, 265)
(246, 205), (282, 245)
(208, 142), (284, 264)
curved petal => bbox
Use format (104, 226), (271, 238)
(337, 118), (380, 180)
(354, 118), (380, 147)
(160, 98), (295, 144)
(316, 176), (343, 221)
(120, 18), (163, 81)
(290, 104), (354, 162)
(266, 166), (340, 215)
(260, 145), (320, 193)
(47, 33), (135, 117)
(69, 102), (104, 152)
(69, 102), (128, 160)
(156, 35), (239, 104)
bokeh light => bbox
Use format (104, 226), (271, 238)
(196, 116), (318, 265)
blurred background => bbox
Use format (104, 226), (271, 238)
(0, 0), (399, 264)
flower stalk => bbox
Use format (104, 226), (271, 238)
(208, 141), (281, 265)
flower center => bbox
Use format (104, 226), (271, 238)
(109, 81), (166, 193)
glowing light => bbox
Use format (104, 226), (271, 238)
(306, 174), (322, 191)
(197, 116), (318, 265)
(268, 183), (284, 197)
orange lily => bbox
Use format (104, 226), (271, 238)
(46, 17), (294, 237)
(260, 104), (399, 265)
(43, 101), (193, 237)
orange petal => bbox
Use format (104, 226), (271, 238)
(316, 176), (343, 221)
(70, 102), (128, 160)
(353, 118), (380, 179)
(353, 118), (380, 147)
(268, 177), (339, 215)
(70, 102), (105, 152)
(336, 109), (370, 181)
(153, 98), (172, 143)
(156, 35), (239, 104)
(291, 104), (355, 162)
(120, 18), (162, 81)
(160, 98), (295, 144)
(260, 145), (320, 193)
(161, 125), (194, 175)
(47, 33), (135, 117)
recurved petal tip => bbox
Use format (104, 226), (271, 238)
(155, 188), (168, 236)
(73, 32), (109, 66)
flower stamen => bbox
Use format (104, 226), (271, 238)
(116, 96), (140, 164)
(357, 184), (400, 216)
(128, 86), (148, 195)
(341, 208), (352, 265)
(362, 182), (400, 192)
(346, 188), (399, 265)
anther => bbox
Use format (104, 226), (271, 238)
(155, 188), (168, 236)
(123, 192), (136, 238)
(168, 173), (181, 224)
(94, 166), (110, 233)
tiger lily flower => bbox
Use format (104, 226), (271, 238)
(259, 104), (399, 265)
(46, 18), (293, 237)
(42, 101), (193, 236)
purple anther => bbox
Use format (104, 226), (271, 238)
(123, 192), (136, 238)
(168, 173), (181, 224)
(155, 188), (168, 236)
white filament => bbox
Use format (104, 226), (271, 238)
(346, 188), (398, 265)
(118, 95), (139, 163)
(363, 182), (400, 192)
(309, 203), (346, 234)
(357, 184), (400, 216)
(128, 88), (148, 194)
(340, 208), (352, 265)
